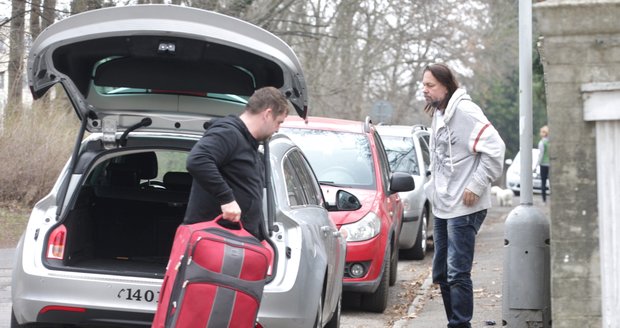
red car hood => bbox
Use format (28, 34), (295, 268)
(322, 186), (377, 226)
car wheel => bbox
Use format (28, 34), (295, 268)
(313, 294), (323, 328)
(360, 246), (390, 313)
(401, 209), (428, 260)
(389, 237), (398, 286)
(324, 293), (341, 328)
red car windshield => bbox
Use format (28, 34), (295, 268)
(280, 128), (376, 190)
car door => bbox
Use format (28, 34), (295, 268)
(372, 130), (402, 235)
(416, 131), (433, 233)
(282, 148), (344, 314)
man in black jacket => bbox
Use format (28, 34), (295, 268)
(183, 86), (290, 239)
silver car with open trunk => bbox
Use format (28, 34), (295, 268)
(11, 5), (352, 328)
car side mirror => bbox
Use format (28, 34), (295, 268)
(329, 190), (362, 211)
(390, 171), (415, 193)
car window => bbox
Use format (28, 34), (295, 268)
(372, 130), (391, 193)
(92, 57), (250, 104)
(287, 149), (323, 206)
(155, 151), (189, 180)
(418, 135), (431, 168)
(282, 154), (307, 207)
(85, 150), (188, 188)
(281, 128), (376, 190)
(381, 135), (419, 175)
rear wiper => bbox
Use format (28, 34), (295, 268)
(118, 118), (152, 147)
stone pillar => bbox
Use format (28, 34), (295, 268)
(582, 82), (620, 326)
(534, 1), (620, 327)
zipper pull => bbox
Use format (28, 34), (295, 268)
(175, 255), (184, 270)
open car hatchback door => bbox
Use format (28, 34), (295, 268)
(27, 4), (309, 136)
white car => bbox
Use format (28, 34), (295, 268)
(11, 5), (352, 328)
(375, 124), (434, 260)
(505, 149), (551, 195)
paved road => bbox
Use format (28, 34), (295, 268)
(0, 241), (430, 328)
(0, 194), (542, 328)
(1, 248), (14, 327)
(1, 243), (428, 328)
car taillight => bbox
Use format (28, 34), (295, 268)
(46, 224), (67, 260)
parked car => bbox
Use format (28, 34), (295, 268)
(12, 5), (353, 328)
(375, 124), (434, 260)
(280, 116), (414, 313)
(505, 149), (551, 195)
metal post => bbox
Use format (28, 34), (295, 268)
(502, 1), (551, 327)
(519, 0), (533, 206)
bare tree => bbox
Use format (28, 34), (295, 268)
(1, 0), (509, 126)
(7, 0), (26, 113)
(41, 0), (57, 29)
(252, 0), (495, 124)
(29, 0), (41, 38)
(70, 0), (104, 14)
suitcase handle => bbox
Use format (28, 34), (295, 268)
(213, 215), (244, 231)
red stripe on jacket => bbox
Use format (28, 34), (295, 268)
(473, 123), (491, 153)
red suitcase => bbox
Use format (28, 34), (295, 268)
(152, 216), (271, 328)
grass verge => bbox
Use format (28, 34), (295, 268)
(0, 201), (30, 248)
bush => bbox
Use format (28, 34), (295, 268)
(0, 94), (78, 206)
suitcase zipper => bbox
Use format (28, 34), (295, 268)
(203, 227), (263, 246)
(174, 255), (184, 270)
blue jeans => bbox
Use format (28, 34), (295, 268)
(432, 210), (487, 328)
(540, 165), (549, 202)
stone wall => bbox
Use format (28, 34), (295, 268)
(534, 1), (620, 327)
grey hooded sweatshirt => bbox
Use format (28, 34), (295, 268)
(424, 88), (506, 219)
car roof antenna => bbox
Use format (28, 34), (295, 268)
(118, 118), (152, 147)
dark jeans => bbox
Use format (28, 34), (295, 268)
(540, 165), (549, 202)
(432, 210), (487, 328)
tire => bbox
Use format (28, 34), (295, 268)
(401, 209), (428, 260)
(389, 237), (398, 286)
(360, 246), (390, 313)
(324, 293), (341, 328)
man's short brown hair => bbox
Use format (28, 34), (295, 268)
(246, 86), (290, 117)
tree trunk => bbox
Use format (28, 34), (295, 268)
(7, 0), (26, 113)
(30, 0), (42, 39)
(71, 0), (103, 14)
(41, 0), (57, 29)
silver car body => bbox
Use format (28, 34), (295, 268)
(12, 5), (347, 327)
(375, 125), (434, 260)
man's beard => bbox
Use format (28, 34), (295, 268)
(425, 95), (441, 108)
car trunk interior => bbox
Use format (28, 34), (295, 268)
(53, 151), (192, 278)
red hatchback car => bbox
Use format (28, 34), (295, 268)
(281, 116), (414, 312)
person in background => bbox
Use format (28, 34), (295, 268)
(422, 63), (506, 328)
(183, 86), (290, 240)
(537, 125), (550, 204)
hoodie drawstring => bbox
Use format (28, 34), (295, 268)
(446, 125), (454, 173)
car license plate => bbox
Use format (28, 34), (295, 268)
(117, 288), (159, 303)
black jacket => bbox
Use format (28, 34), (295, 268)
(184, 115), (265, 239)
